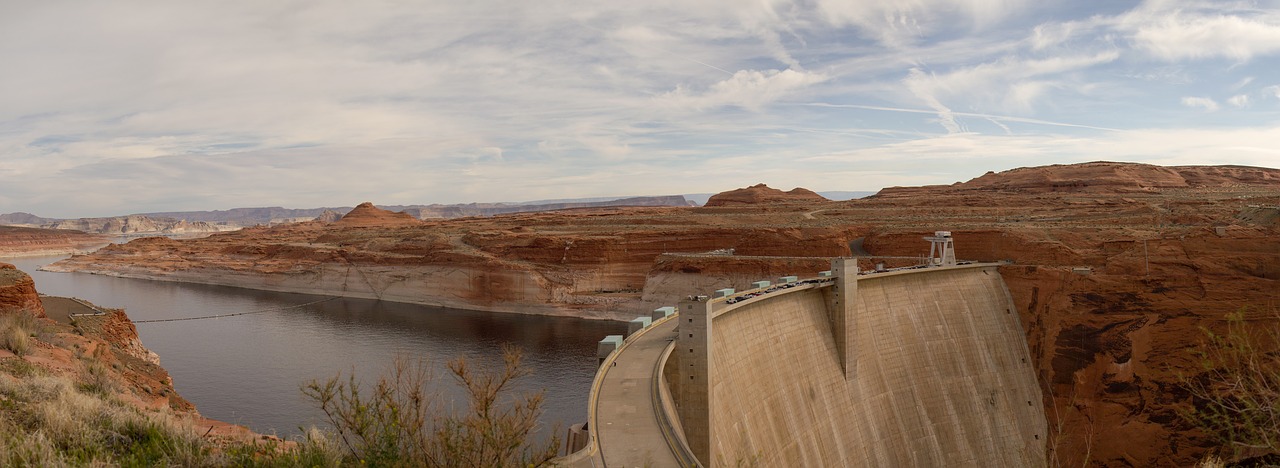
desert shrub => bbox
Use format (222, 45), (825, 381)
(302, 345), (559, 467)
(1179, 309), (1280, 462)
(0, 310), (39, 357)
(77, 359), (120, 397)
(1, 329), (29, 358)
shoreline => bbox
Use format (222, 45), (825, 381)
(0, 244), (111, 259)
(39, 264), (638, 323)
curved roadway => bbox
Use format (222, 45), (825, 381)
(563, 314), (688, 467)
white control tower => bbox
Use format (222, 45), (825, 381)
(924, 231), (956, 266)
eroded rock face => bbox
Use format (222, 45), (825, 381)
(39, 162), (1280, 465)
(704, 183), (829, 206)
(0, 262), (46, 317)
(0, 225), (109, 257)
(44, 215), (222, 235)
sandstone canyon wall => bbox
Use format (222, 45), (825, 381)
(37, 161), (1280, 465)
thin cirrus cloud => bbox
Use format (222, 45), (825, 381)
(0, 0), (1278, 217)
(1181, 97), (1221, 112)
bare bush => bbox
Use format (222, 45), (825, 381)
(303, 345), (559, 467)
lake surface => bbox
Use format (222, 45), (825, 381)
(2, 254), (625, 440)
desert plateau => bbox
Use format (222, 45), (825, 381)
(17, 161), (1277, 465)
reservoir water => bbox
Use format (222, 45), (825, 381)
(2, 254), (625, 440)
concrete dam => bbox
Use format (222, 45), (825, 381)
(562, 237), (1047, 467)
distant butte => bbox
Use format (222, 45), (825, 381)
(704, 183), (830, 206)
(333, 202), (421, 227)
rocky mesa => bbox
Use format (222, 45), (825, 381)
(703, 183), (829, 206)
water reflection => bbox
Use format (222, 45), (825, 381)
(2, 255), (625, 438)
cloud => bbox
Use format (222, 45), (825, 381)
(902, 51), (1119, 132)
(1180, 96), (1220, 111)
(796, 124), (1280, 172)
(1266, 85), (1280, 100)
(813, 0), (1031, 47)
(1127, 9), (1280, 61)
(3, 1), (1280, 217)
(660, 69), (828, 111)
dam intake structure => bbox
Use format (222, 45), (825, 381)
(561, 232), (1047, 467)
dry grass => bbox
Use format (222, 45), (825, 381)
(0, 309), (40, 357)
(0, 372), (211, 466)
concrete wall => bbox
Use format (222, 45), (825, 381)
(696, 265), (1045, 466)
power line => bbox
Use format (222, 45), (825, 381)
(134, 297), (339, 324)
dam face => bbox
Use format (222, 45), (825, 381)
(672, 263), (1046, 466)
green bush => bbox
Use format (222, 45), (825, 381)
(1179, 309), (1280, 462)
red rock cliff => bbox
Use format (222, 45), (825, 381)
(0, 262), (46, 317)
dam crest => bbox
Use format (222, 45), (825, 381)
(562, 234), (1047, 467)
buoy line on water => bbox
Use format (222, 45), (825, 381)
(133, 296), (340, 324)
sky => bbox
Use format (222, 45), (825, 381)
(3, 0), (1280, 218)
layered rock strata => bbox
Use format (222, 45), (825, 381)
(0, 225), (110, 258)
(40, 161), (1280, 466)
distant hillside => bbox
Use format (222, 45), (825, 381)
(134, 195), (692, 225)
(684, 190), (872, 206)
(403, 195), (692, 219)
(138, 207), (345, 225)
(0, 212), (58, 226)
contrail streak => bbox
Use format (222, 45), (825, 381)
(803, 102), (1124, 132)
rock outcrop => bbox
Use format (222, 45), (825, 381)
(704, 184), (829, 206)
(0, 262), (46, 317)
(316, 209), (344, 223)
(1, 263), (196, 414)
(40, 162), (1280, 466)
